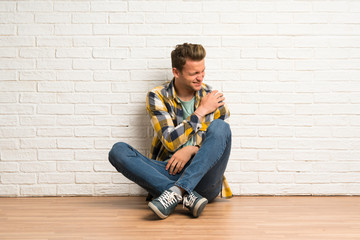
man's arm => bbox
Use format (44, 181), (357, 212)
(194, 90), (228, 122)
(146, 91), (202, 152)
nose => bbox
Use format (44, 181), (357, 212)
(197, 72), (204, 81)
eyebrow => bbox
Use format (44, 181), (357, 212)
(191, 68), (206, 74)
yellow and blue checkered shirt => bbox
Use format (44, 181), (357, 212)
(146, 79), (232, 198)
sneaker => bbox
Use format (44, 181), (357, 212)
(183, 191), (208, 218)
(148, 190), (182, 219)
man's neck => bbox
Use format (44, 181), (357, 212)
(174, 78), (195, 102)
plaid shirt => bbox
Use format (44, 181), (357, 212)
(146, 78), (230, 162)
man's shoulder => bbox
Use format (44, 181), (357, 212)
(148, 81), (172, 98)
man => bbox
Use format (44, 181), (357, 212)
(109, 43), (232, 219)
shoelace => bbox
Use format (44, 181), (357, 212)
(158, 191), (181, 209)
(183, 192), (197, 208)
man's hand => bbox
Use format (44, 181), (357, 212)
(166, 146), (199, 175)
(195, 90), (225, 118)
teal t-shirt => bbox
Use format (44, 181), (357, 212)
(178, 96), (195, 147)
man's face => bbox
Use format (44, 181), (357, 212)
(173, 58), (205, 93)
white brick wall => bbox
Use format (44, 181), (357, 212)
(1, 0), (360, 197)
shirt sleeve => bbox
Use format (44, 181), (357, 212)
(146, 90), (202, 152)
(213, 102), (230, 121)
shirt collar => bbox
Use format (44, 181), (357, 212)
(167, 78), (202, 104)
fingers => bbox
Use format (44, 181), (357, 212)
(167, 157), (177, 175)
(166, 157), (174, 171)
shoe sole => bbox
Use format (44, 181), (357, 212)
(192, 198), (208, 218)
(148, 202), (168, 219)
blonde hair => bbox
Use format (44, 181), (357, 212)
(171, 43), (206, 72)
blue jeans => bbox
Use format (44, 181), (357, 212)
(108, 119), (231, 202)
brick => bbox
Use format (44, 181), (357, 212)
(0, 36), (34, 47)
(38, 150), (74, 161)
(257, 13), (292, 23)
(93, 24), (128, 35)
(38, 82), (74, 92)
(56, 48), (92, 58)
(0, 116), (17, 126)
(0, 2), (15, 12)
(35, 13), (71, 23)
(54, 2), (90, 12)
(75, 82), (110, 92)
(94, 116), (129, 127)
(294, 151), (330, 161)
(76, 173), (111, 184)
(110, 36), (145, 47)
(259, 173), (294, 183)
(55, 24), (92, 35)
(111, 59), (147, 70)
(183, 13), (219, 24)
(259, 127), (294, 137)
(91, 1), (127, 12)
(1, 149), (37, 161)
(241, 138), (277, 149)
(20, 162), (56, 172)
(37, 59), (72, 70)
(110, 13), (144, 23)
(20, 71), (56, 81)
(1, 173), (36, 184)
(93, 93), (129, 104)
(147, 36), (220, 47)
(57, 162), (93, 172)
(257, 59), (293, 70)
(57, 184), (93, 196)
(73, 59), (109, 70)
(74, 37), (109, 47)
(20, 115), (56, 127)
(0, 24), (15, 35)
(18, 24), (53, 36)
(74, 127), (109, 137)
(0, 71), (16, 80)
(0, 128), (35, 138)
(17, 1), (53, 12)
(57, 139), (94, 149)
(0, 162), (18, 172)
(130, 70), (166, 81)
(21, 185), (57, 196)
(75, 150), (108, 161)
(57, 71), (92, 81)
(241, 162), (276, 172)
(0, 93), (17, 103)
(57, 93), (92, 104)
(20, 138), (56, 149)
(37, 128), (73, 137)
(277, 162), (312, 172)
(227, 172), (258, 183)
(37, 104), (74, 115)
(259, 104), (294, 115)
(0, 59), (35, 69)
(72, 13), (107, 23)
(39, 173), (74, 184)
(93, 48), (128, 59)
(129, 1), (165, 12)
(95, 184), (130, 196)
(313, 1), (348, 12)
(0, 13), (33, 24)
(20, 93), (56, 103)
(57, 116), (93, 126)
(37, 37), (72, 47)
(94, 162), (116, 172)
(145, 13), (181, 23)
(294, 13), (329, 24)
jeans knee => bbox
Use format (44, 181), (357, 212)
(108, 142), (128, 166)
(208, 119), (231, 139)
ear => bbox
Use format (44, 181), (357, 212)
(172, 68), (180, 79)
